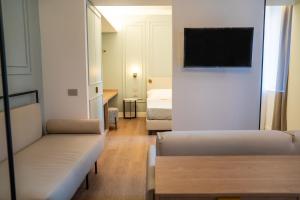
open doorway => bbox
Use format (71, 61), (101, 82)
(96, 6), (173, 134)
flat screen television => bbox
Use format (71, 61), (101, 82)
(184, 28), (254, 68)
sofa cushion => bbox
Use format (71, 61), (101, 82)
(157, 130), (297, 156)
(0, 134), (104, 200)
(0, 103), (42, 162)
(46, 119), (101, 134)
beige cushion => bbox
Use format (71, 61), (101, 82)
(157, 130), (297, 156)
(0, 134), (104, 200)
(47, 119), (101, 134)
(0, 103), (42, 162)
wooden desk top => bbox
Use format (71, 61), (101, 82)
(103, 89), (118, 105)
(155, 156), (300, 198)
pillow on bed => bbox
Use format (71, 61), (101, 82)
(147, 89), (172, 99)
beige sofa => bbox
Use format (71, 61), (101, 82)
(146, 130), (300, 200)
(0, 103), (105, 200)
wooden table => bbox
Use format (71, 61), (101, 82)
(103, 89), (118, 131)
(103, 89), (118, 105)
(155, 156), (300, 200)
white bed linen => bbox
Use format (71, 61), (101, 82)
(147, 98), (172, 120)
(147, 89), (172, 99)
(146, 119), (172, 130)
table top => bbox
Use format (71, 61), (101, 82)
(123, 97), (143, 102)
(155, 156), (300, 197)
(103, 89), (118, 105)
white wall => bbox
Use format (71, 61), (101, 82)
(39, 0), (89, 121)
(287, 0), (300, 130)
(172, 0), (265, 131)
(102, 15), (172, 113)
(102, 33), (124, 111)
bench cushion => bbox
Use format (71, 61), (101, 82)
(46, 119), (101, 134)
(0, 103), (42, 162)
(0, 134), (104, 200)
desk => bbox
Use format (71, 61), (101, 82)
(155, 156), (300, 200)
(103, 89), (118, 105)
(103, 89), (118, 131)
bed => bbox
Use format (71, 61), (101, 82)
(146, 77), (172, 133)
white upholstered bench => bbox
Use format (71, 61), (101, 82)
(0, 103), (105, 200)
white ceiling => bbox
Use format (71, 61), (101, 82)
(102, 15), (117, 33)
(97, 6), (172, 16)
(97, 6), (172, 32)
(92, 0), (297, 6)
(92, 0), (171, 6)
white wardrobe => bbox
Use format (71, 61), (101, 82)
(40, 0), (104, 131)
(87, 4), (104, 122)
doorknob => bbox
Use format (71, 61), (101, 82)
(95, 87), (99, 93)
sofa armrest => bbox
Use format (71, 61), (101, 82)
(284, 131), (296, 143)
(146, 144), (156, 200)
(46, 119), (101, 134)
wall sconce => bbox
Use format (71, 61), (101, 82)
(133, 72), (138, 78)
(131, 65), (140, 79)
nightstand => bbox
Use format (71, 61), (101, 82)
(123, 98), (138, 119)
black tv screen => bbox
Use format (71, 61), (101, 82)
(184, 28), (254, 67)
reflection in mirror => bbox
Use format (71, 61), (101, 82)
(0, 63), (13, 200)
(2, 0), (42, 109)
(0, 0), (16, 198)
(1, 0), (43, 199)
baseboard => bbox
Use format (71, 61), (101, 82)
(119, 112), (146, 118)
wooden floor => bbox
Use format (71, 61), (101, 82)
(72, 118), (156, 200)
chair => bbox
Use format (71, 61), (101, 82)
(108, 107), (119, 129)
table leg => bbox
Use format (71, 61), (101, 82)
(129, 101), (132, 119)
(103, 103), (109, 130)
(134, 100), (137, 118)
(85, 173), (89, 190)
(123, 100), (125, 118)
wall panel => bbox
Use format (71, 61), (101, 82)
(103, 15), (172, 113)
(123, 23), (146, 99)
(2, 0), (31, 75)
(148, 20), (172, 77)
